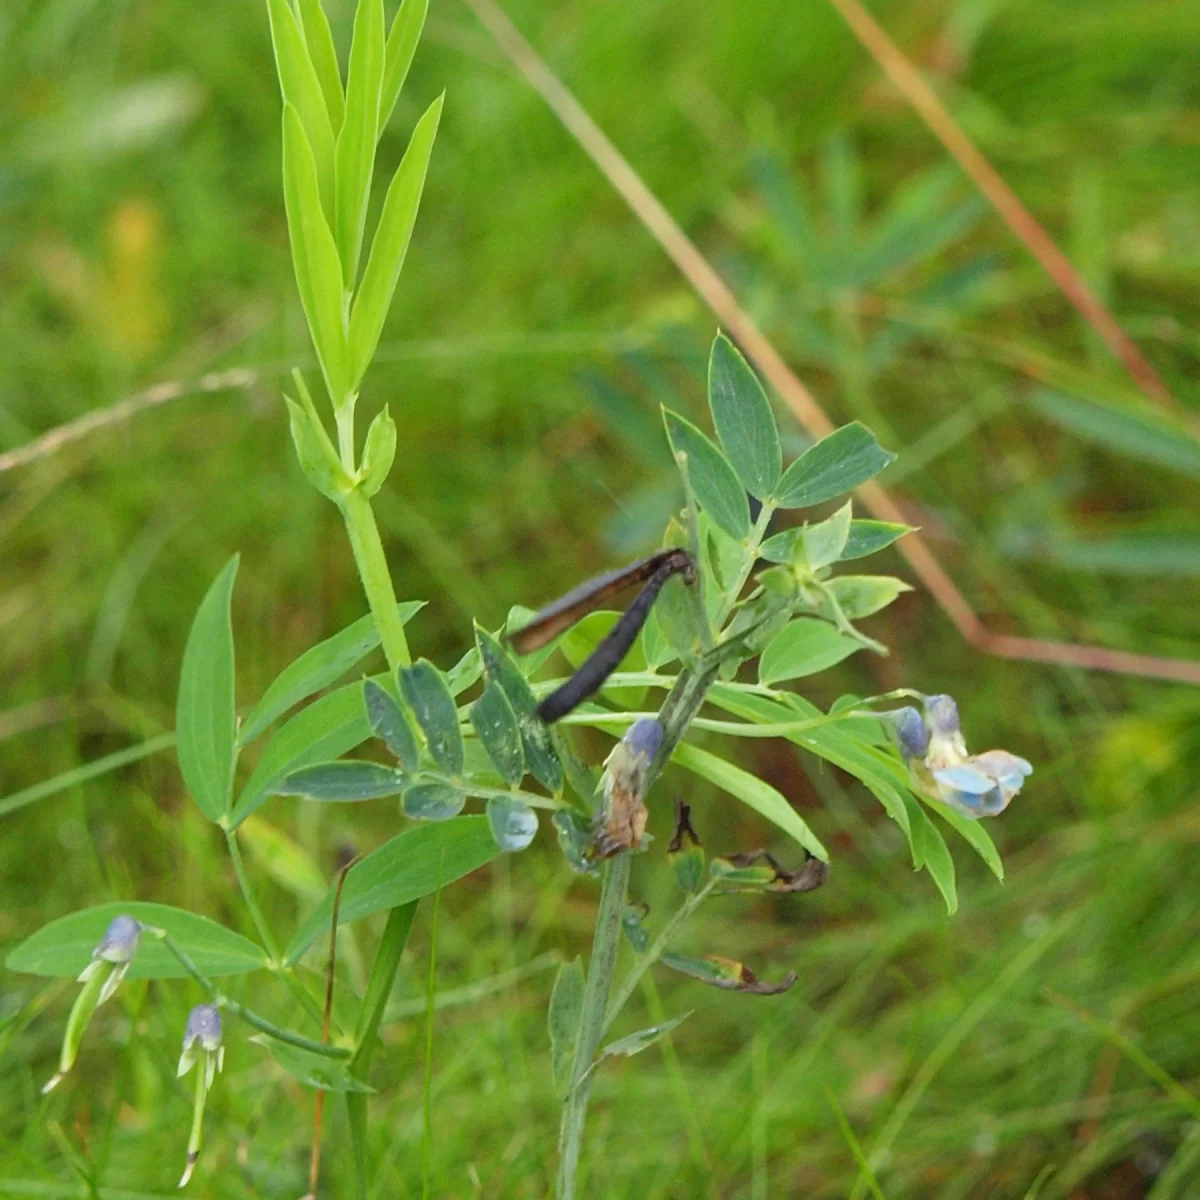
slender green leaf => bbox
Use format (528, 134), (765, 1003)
(334, 0), (384, 283)
(825, 575), (913, 619)
(295, 0), (345, 131)
(273, 759), (406, 802)
(238, 815), (326, 902)
(348, 93), (442, 389)
(399, 660), (463, 775)
(476, 626), (561, 792)
(803, 501), (853, 570)
(0, 733), (175, 820)
(253, 1038), (374, 1092)
(285, 818), (499, 962)
(1000, 527), (1200, 578)
(1032, 389), (1200, 480)
(282, 103), (348, 402)
(487, 795), (538, 852)
(759, 619), (862, 684)
(904, 795), (957, 913)
(840, 519), (913, 561)
(599, 1014), (692, 1063)
(548, 957), (584, 1094)
(265, 0), (337, 217)
(380, 0), (429, 134)
(6, 903), (266, 979)
(663, 408), (750, 540)
(924, 797), (1004, 881)
(774, 422), (895, 509)
(233, 680), (371, 825)
(177, 556), (239, 823)
(363, 678), (419, 771)
(708, 333), (780, 499)
(672, 742), (828, 860)
(471, 682), (525, 787)
(241, 603), (423, 745)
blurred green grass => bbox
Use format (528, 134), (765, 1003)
(2, 0), (1199, 1196)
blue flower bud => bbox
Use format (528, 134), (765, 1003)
(923, 694), (960, 737)
(880, 706), (929, 760)
(622, 718), (664, 764)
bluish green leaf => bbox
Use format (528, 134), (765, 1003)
(476, 626), (561, 793)
(487, 795), (538, 852)
(285, 818), (499, 963)
(380, 0), (429, 135)
(348, 93), (442, 389)
(274, 760), (406, 802)
(266, 0), (336, 217)
(840, 519), (913, 561)
(399, 660), (463, 775)
(671, 742), (828, 861)
(759, 619), (862, 684)
(708, 333), (781, 499)
(471, 682), (525, 787)
(803, 502), (852, 570)
(241, 603), (423, 745)
(6, 903), (267, 979)
(824, 575), (913, 619)
(663, 408), (751, 540)
(774, 423), (895, 509)
(402, 780), (465, 821)
(233, 680), (371, 826)
(254, 1037), (373, 1092)
(446, 646), (483, 697)
(548, 957), (584, 1094)
(552, 809), (595, 875)
(295, 0), (344, 131)
(282, 103), (348, 402)
(177, 556), (239, 823)
(334, 0), (384, 283)
(1032, 389), (1200, 480)
(363, 679), (419, 771)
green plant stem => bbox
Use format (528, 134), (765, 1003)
(225, 829), (280, 962)
(603, 881), (715, 1035)
(340, 487), (411, 672)
(556, 658), (721, 1199)
(556, 851), (632, 1199)
(715, 502), (776, 628)
(347, 902), (419, 1200)
(151, 930), (350, 1059)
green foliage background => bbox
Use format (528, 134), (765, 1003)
(2, 0), (1199, 1195)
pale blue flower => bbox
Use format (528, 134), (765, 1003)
(879, 695), (1032, 820)
(177, 1004), (224, 1187)
(77, 915), (142, 1004)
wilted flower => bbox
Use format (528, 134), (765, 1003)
(882, 695), (1032, 819)
(590, 718), (664, 859)
(42, 914), (143, 1093)
(177, 1004), (224, 1188)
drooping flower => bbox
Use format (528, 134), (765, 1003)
(43, 914), (143, 1093)
(880, 695), (1032, 819)
(177, 1004), (224, 1188)
(77, 914), (143, 1003)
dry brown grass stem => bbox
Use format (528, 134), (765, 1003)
(461, 0), (1200, 687)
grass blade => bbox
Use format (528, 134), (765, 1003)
(296, 0), (345, 131)
(380, 0), (430, 135)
